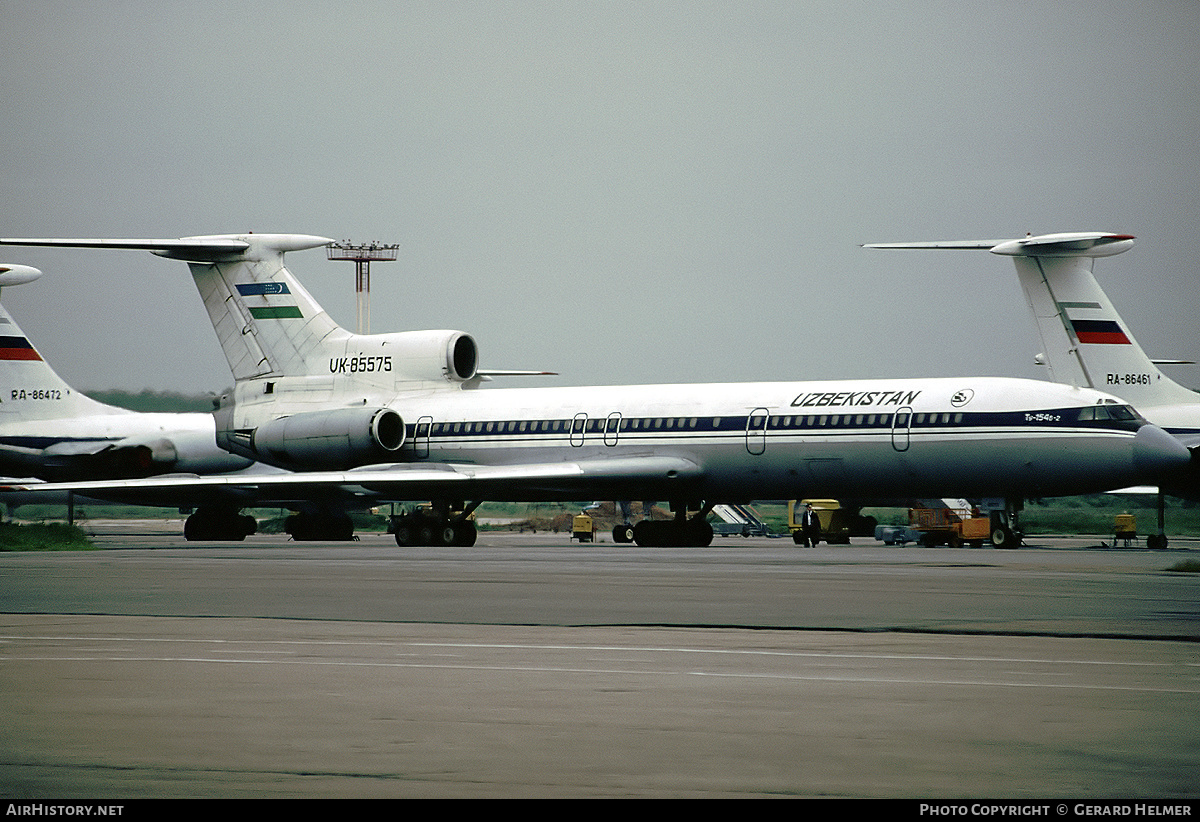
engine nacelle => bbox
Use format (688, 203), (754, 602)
(36, 438), (180, 481)
(252, 406), (405, 470)
(336, 329), (478, 385)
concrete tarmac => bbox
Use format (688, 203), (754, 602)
(1, 527), (1198, 798)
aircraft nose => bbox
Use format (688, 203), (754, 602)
(1132, 424), (1191, 477)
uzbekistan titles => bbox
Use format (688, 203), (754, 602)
(791, 389), (921, 409)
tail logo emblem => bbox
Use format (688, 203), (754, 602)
(235, 282), (303, 319)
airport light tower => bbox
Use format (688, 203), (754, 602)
(326, 240), (399, 334)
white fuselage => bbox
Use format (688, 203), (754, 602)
(231, 375), (1180, 503)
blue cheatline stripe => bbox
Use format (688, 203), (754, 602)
(402, 408), (1142, 442)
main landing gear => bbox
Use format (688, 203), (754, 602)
(183, 505), (258, 541)
(392, 501), (480, 547)
(285, 509), (355, 541)
(1143, 490), (1171, 550)
(623, 501), (715, 547)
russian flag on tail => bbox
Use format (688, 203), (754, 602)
(1069, 319), (1131, 345)
(0, 335), (42, 361)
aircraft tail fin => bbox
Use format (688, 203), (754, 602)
(178, 234), (344, 380)
(865, 232), (1198, 411)
(0, 264), (122, 421)
(0, 234), (340, 382)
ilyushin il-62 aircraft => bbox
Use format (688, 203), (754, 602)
(866, 231), (1200, 548)
(0, 234), (1189, 547)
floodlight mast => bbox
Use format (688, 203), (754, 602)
(325, 241), (399, 334)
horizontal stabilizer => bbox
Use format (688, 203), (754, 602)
(0, 234), (333, 262)
(864, 232), (1135, 258)
(862, 239), (1005, 250)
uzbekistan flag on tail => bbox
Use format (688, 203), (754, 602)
(1068, 318), (1131, 345)
(0, 336), (42, 361)
(235, 282), (303, 319)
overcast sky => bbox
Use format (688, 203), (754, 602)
(1, 0), (1197, 397)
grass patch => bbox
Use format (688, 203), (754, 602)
(0, 521), (93, 551)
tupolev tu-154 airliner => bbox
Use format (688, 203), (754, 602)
(0, 233), (1189, 547)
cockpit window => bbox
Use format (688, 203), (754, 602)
(1079, 403), (1144, 425)
(1107, 404), (1141, 421)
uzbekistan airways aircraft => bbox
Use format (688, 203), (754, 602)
(0, 262), (274, 539)
(0, 234), (1188, 548)
(865, 232), (1200, 548)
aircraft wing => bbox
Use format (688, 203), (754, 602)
(0, 455), (704, 506)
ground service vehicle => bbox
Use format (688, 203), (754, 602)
(909, 503), (990, 547)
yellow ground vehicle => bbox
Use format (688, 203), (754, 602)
(787, 499), (851, 545)
(1114, 512), (1137, 547)
(572, 514), (596, 542)
(909, 505), (990, 548)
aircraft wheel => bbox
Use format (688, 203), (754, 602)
(453, 521), (478, 547)
(183, 514), (205, 541)
(633, 520), (663, 547)
(185, 509), (253, 541)
(331, 513), (355, 541)
(1147, 533), (1168, 550)
(285, 511), (354, 541)
(613, 524), (634, 544)
(686, 520), (714, 547)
